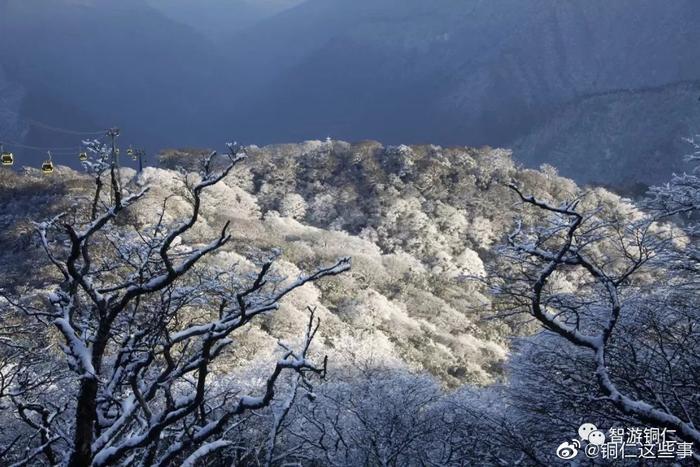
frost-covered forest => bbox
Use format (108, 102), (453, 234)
(0, 138), (698, 465)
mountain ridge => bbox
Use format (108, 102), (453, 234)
(2, 0), (700, 187)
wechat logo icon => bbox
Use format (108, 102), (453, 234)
(556, 423), (606, 460)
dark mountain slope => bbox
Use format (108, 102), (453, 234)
(513, 81), (700, 189)
(145, 0), (304, 42)
(0, 0), (227, 156)
(221, 0), (700, 186)
(2, 0), (700, 187)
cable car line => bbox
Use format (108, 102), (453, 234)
(0, 140), (90, 152)
(23, 117), (106, 136)
(3, 109), (107, 136)
(1, 125), (146, 173)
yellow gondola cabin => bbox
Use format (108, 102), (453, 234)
(42, 152), (54, 174)
(1, 152), (13, 166)
(41, 160), (54, 173)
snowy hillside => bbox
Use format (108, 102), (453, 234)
(2, 139), (699, 466)
(1, 140), (635, 386)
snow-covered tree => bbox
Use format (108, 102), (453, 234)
(250, 365), (532, 467)
(492, 166), (700, 459)
(0, 143), (350, 466)
(279, 193), (307, 220)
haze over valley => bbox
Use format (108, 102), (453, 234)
(2, 0), (700, 187)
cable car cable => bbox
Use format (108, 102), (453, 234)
(2, 109), (107, 136)
(23, 117), (106, 136)
(0, 140), (103, 152)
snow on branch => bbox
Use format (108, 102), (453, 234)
(1, 142), (350, 466)
(500, 184), (700, 448)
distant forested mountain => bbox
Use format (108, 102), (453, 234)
(0, 0), (226, 164)
(2, 0), (700, 187)
(145, 0), (304, 42)
(514, 81), (700, 189)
